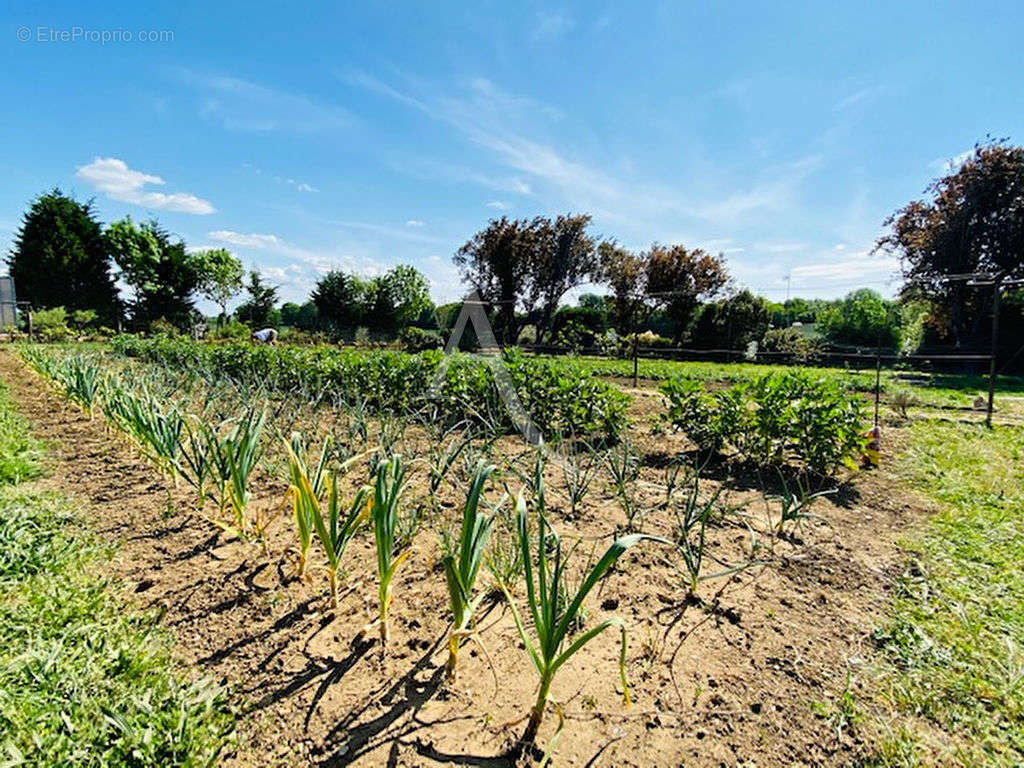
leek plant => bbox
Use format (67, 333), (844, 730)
(284, 433), (332, 578)
(223, 408), (267, 535)
(370, 454), (410, 646)
(62, 356), (102, 416)
(441, 460), (496, 682)
(502, 467), (663, 755)
(285, 435), (372, 605)
(673, 474), (750, 596)
(772, 472), (834, 537)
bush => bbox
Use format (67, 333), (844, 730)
(661, 369), (866, 474)
(112, 337), (629, 441)
(399, 326), (444, 352)
(32, 307), (72, 342)
(760, 327), (825, 363)
(208, 319), (251, 341)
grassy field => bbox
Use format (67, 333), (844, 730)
(0, 377), (234, 766)
(871, 420), (1024, 765)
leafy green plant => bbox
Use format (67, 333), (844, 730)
(440, 460), (496, 682)
(370, 454), (411, 645)
(662, 370), (866, 475)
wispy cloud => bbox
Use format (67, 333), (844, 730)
(180, 70), (354, 133)
(486, 200), (510, 210)
(531, 10), (575, 42)
(76, 157), (216, 214)
(343, 71), (822, 234)
(405, 219), (424, 227)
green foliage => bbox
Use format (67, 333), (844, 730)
(0, 381), (41, 486)
(370, 455), (411, 645)
(5, 189), (120, 324)
(398, 326), (443, 352)
(312, 265), (432, 334)
(31, 306), (73, 342)
(501, 465), (663, 753)
(760, 327), (825, 362)
(0, 377), (233, 765)
(818, 289), (902, 350)
(233, 270), (279, 328)
(662, 369), (867, 475)
(691, 289), (771, 350)
(106, 217), (202, 329)
(193, 248), (244, 320)
(112, 337), (630, 441)
(441, 461), (497, 681)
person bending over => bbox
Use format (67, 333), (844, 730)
(251, 327), (278, 345)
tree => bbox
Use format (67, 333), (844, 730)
(817, 288), (902, 349)
(527, 214), (599, 343)
(454, 217), (541, 344)
(6, 189), (120, 323)
(877, 139), (1024, 346)
(281, 301), (319, 330)
(194, 248), (243, 324)
(454, 215), (600, 345)
(691, 289), (771, 349)
(311, 270), (372, 329)
(374, 265), (433, 331)
(596, 241), (650, 335)
(596, 241), (731, 341)
(106, 217), (201, 328)
(234, 270), (279, 328)
(644, 244), (730, 343)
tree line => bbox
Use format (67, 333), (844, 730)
(6, 137), (1023, 362)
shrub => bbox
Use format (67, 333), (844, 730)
(661, 370), (866, 474)
(399, 326), (443, 352)
(32, 307), (72, 342)
(760, 327), (825, 363)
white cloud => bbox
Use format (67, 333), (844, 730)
(486, 200), (510, 210)
(76, 157), (215, 215)
(405, 219), (425, 227)
(930, 149), (973, 174)
(295, 182), (318, 193)
(790, 251), (899, 282)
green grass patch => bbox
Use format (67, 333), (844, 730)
(870, 420), (1024, 765)
(0, 380), (42, 486)
(0, 375), (234, 766)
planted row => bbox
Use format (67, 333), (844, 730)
(661, 369), (867, 475)
(112, 336), (629, 441)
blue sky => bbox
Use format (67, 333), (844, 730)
(1, 1), (1019, 311)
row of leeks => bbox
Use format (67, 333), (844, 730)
(282, 434), (664, 758)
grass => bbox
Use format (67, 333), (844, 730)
(0, 380), (42, 485)
(0, 377), (234, 766)
(869, 420), (1024, 766)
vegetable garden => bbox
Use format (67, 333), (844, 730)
(2, 338), (1021, 766)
